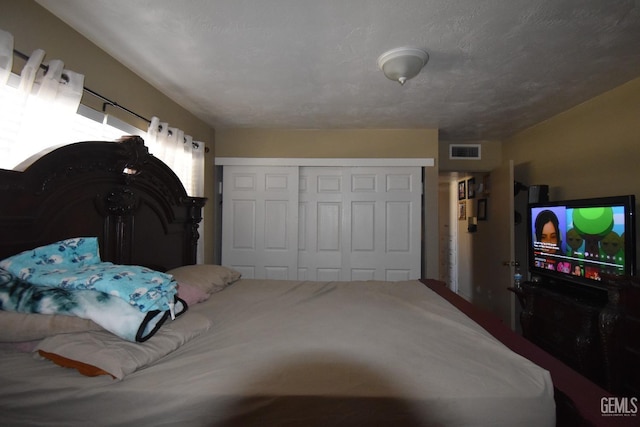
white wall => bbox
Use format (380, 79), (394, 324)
(454, 176), (475, 301)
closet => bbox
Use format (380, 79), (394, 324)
(221, 164), (423, 281)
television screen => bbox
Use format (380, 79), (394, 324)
(527, 195), (636, 289)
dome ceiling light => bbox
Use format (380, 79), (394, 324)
(377, 47), (429, 85)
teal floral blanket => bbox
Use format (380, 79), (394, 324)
(0, 238), (176, 313)
(0, 238), (187, 342)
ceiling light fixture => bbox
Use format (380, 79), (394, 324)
(377, 47), (429, 85)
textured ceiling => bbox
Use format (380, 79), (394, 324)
(37, 0), (640, 140)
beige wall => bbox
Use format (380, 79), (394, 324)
(504, 76), (640, 271)
(504, 76), (640, 202)
(1, 0), (217, 263)
(216, 128), (438, 158)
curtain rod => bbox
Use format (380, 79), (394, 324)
(13, 48), (151, 124)
(12, 49), (209, 153)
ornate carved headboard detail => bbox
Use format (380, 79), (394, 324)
(0, 136), (206, 271)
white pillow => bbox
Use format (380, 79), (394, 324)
(36, 312), (212, 380)
(167, 264), (241, 295)
(0, 310), (103, 342)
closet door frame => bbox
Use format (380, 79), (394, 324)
(217, 158), (434, 168)
(217, 157), (436, 279)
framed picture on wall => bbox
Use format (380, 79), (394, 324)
(458, 201), (467, 220)
(467, 178), (476, 199)
(478, 198), (488, 220)
(458, 180), (466, 200)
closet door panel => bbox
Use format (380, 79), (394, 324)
(264, 200), (289, 249)
(345, 167), (421, 281)
(298, 167), (346, 280)
(317, 202), (341, 251)
(222, 166), (299, 279)
(231, 200), (256, 249)
(297, 200), (309, 280)
(298, 166), (421, 281)
(386, 201), (412, 252)
(351, 202), (375, 251)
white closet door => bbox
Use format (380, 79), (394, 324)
(298, 167), (346, 281)
(221, 166), (299, 279)
(298, 166), (421, 281)
(344, 167), (422, 281)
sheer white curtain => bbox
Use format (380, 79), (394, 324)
(147, 117), (206, 262)
(0, 30), (11, 85)
(0, 30), (84, 170)
(146, 116), (205, 197)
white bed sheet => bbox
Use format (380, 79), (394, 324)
(0, 279), (555, 426)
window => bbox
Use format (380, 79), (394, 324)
(0, 78), (203, 197)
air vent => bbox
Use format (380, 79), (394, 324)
(449, 144), (481, 160)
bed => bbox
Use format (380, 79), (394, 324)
(0, 137), (564, 426)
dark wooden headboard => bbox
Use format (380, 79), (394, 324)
(0, 136), (206, 271)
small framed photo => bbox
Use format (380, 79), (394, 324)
(458, 180), (466, 200)
(467, 178), (476, 199)
(477, 198), (488, 220)
(458, 201), (467, 220)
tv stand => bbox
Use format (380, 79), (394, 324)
(599, 275), (640, 397)
(516, 280), (608, 388)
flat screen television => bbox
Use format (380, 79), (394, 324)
(527, 195), (636, 291)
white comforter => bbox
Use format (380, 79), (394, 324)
(0, 279), (555, 426)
